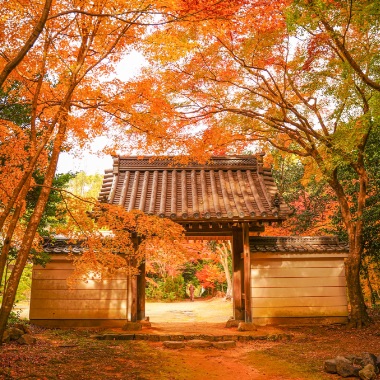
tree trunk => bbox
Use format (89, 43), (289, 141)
(362, 258), (376, 306)
(0, 125), (66, 342)
(328, 165), (370, 327)
(221, 254), (232, 300)
(0, 174), (33, 287)
(0, 205), (22, 287)
(345, 227), (371, 328)
(216, 242), (232, 300)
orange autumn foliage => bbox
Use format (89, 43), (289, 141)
(124, 0), (377, 326)
(195, 263), (225, 290)
(52, 199), (187, 285)
(0, 0), (247, 339)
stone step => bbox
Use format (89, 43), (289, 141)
(92, 333), (292, 342)
(163, 340), (237, 349)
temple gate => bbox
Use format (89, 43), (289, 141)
(30, 155), (348, 327)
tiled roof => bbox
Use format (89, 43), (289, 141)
(98, 155), (290, 222)
(250, 236), (349, 253)
(43, 237), (84, 254)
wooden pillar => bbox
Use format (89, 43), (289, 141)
(130, 235), (145, 322)
(130, 275), (138, 322)
(127, 273), (132, 320)
(137, 260), (146, 321)
(232, 227), (245, 320)
(243, 223), (252, 322)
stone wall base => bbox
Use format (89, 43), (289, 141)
(30, 319), (127, 328)
(252, 316), (348, 326)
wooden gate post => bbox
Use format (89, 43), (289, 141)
(232, 227), (245, 320)
(130, 235), (145, 322)
(130, 274), (137, 322)
(137, 260), (146, 321)
(243, 223), (252, 322)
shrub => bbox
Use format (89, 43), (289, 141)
(146, 275), (185, 301)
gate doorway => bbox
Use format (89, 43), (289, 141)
(143, 237), (234, 324)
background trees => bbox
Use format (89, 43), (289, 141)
(267, 150), (337, 235)
(67, 172), (103, 199)
(145, 239), (232, 302)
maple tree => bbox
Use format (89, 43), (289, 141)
(0, 173), (72, 298)
(289, 0), (380, 92)
(144, 240), (210, 301)
(0, 0), (53, 88)
(123, 0), (380, 326)
(145, 239), (233, 301)
(267, 151), (338, 235)
(266, 145), (380, 306)
(204, 240), (232, 299)
(195, 263), (225, 294)
(53, 199), (186, 287)
(0, 0), (244, 340)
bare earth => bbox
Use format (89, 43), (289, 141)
(3, 298), (380, 380)
(142, 298), (284, 337)
(146, 297), (232, 323)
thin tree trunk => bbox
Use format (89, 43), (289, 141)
(220, 253), (232, 299)
(0, 38), (47, 289)
(0, 120), (67, 342)
(369, 261), (380, 302)
(0, 172), (34, 288)
(0, 37), (73, 234)
(216, 242), (232, 300)
(0, 205), (22, 289)
(363, 258), (376, 307)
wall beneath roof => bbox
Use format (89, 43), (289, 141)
(29, 254), (130, 327)
(250, 252), (349, 325)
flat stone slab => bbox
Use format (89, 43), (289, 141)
(146, 335), (160, 342)
(122, 322), (142, 331)
(237, 322), (258, 331)
(225, 319), (244, 328)
(137, 320), (152, 328)
(185, 339), (212, 348)
(212, 341), (236, 349)
(169, 335), (185, 341)
(96, 334), (135, 340)
(163, 341), (185, 349)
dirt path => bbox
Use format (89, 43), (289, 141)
(5, 299), (289, 379)
(15, 297), (233, 323)
(153, 343), (280, 380)
(6, 300), (380, 379)
(146, 297), (232, 323)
